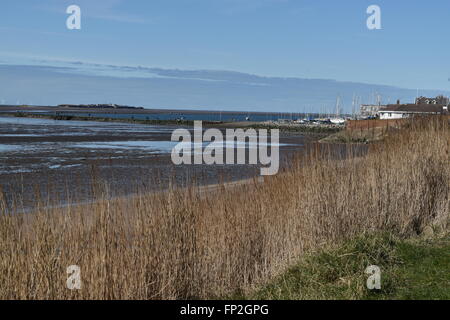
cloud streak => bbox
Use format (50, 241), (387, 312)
(1, 61), (449, 113)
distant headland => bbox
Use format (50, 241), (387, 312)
(57, 103), (144, 110)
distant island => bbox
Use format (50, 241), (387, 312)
(58, 103), (144, 110)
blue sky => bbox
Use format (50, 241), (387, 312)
(0, 0), (449, 111)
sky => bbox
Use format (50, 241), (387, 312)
(1, 0), (450, 111)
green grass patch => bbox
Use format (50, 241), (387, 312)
(247, 233), (450, 300)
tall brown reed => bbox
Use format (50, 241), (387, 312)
(0, 117), (448, 299)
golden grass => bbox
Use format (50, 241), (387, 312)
(0, 117), (448, 300)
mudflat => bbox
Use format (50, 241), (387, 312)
(0, 116), (312, 209)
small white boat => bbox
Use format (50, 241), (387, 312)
(330, 118), (346, 125)
(330, 95), (346, 124)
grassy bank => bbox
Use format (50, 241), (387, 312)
(319, 122), (406, 144)
(218, 121), (342, 135)
(320, 126), (392, 143)
(5, 112), (341, 136)
(9, 111), (199, 127)
(249, 233), (450, 300)
(0, 117), (448, 299)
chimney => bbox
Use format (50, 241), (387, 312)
(397, 99), (400, 105)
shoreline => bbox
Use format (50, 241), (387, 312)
(1, 117), (447, 299)
(1, 114), (324, 210)
(0, 111), (342, 138)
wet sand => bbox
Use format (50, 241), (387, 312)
(0, 116), (313, 209)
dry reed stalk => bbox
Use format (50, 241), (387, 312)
(0, 117), (448, 299)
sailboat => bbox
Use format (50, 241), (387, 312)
(330, 96), (346, 124)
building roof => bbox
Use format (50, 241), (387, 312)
(415, 96), (449, 105)
(380, 104), (445, 113)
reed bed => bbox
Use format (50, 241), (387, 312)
(0, 117), (448, 299)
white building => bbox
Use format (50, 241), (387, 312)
(379, 104), (446, 120)
(360, 104), (385, 118)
